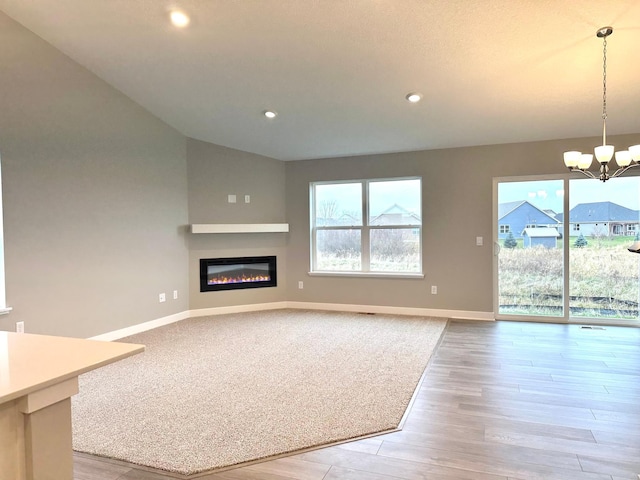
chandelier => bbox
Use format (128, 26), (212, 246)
(563, 27), (640, 182)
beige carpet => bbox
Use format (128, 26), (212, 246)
(71, 309), (446, 475)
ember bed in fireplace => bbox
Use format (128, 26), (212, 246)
(199, 256), (277, 292)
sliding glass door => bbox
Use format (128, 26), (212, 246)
(496, 179), (564, 318)
(568, 177), (640, 321)
(495, 175), (640, 324)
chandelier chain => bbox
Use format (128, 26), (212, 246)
(602, 35), (607, 120)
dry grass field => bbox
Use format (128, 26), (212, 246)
(499, 238), (640, 318)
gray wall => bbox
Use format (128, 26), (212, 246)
(2, 10), (639, 335)
(187, 139), (287, 309)
(285, 134), (640, 314)
(0, 12), (189, 338)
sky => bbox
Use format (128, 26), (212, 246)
(316, 176), (640, 219)
(498, 177), (640, 213)
(315, 178), (421, 217)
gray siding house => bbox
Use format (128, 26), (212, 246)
(568, 201), (640, 237)
(370, 204), (421, 225)
(498, 201), (560, 240)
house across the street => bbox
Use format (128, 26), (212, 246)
(567, 201), (640, 237)
(498, 201), (560, 240)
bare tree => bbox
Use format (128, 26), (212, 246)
(317, 199), (339, 225)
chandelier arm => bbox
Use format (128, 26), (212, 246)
(567, 167), (597, 180)
(610, 163), (640, 179)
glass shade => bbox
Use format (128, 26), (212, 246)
(594, 145), (614, 163)
(615, 150), (632, 167)
(577, 154), (593, 170)
(563, 151), (581, 168)
(629, 144), (640, 162)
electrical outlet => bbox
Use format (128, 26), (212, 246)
(476, 236), (483, 246)
(159, 293), (166, 303)
(173, 290), (178, 300)
(228, 194), (236, 203)
(298, 281), (304, 289)
(244, 195), (251, 203)
(431, 286), (438, 294)
(16, 321), (24, 334)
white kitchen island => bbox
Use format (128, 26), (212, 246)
(0, 331), (144, 480)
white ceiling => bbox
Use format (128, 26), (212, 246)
(1, 1), (640, 161)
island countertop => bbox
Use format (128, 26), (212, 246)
(0, 331), (144, 405)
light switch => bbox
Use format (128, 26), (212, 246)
(476, 236), (483, 246)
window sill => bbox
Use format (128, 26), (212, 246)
(0, 307), (12, 315)
(308, 271), (424, 279)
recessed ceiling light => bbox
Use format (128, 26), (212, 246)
(406, 93), (422, 103)
(264, 110), (277, 119)
(170, 10), (190, 28)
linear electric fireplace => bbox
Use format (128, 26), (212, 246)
(199, 256), (277, 292)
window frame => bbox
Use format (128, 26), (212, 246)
(309, 177), (423, 278)
(0, 156), (9, 314)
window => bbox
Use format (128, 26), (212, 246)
(310, 177), (421, 274)
(499, 225), (510, 234)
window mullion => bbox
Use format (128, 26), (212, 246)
(362, 181), (370, 271)
(563, 178), (570, 320)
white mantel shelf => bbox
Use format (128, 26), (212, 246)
(190, 224), (289, 234)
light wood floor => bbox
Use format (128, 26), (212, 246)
(74, 320), (640, 480)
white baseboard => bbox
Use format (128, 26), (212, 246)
(285, 302), (495, 321)
(88, 310), (192, 341)
(90, 302), (493, 341)
(187, 302), (289, 318)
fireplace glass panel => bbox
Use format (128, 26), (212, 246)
(199, 256), (277, 292)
